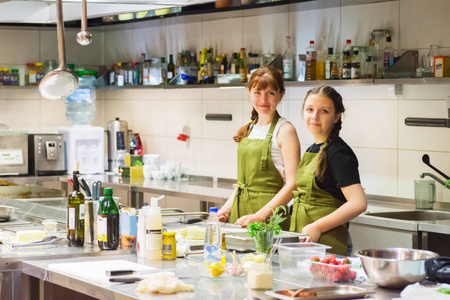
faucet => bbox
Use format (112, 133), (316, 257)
(420, 173), (450, 189)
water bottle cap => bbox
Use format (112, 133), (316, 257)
(209, 207), (218, 213)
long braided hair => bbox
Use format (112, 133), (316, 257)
(233, 66), (285, 143)
(303, 85), (345, 180)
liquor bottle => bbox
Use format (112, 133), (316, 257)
(283, 36), (295, 81)
(175, 53), (184, 76)
(239, 48), (248, 83)
(342, 50), (351, 79)
(305, 41), (317, 81)
(230, 53), (239, 74)
(67, 161), (85, 247)
(366, 34), (374, 79)
(97, 187), (120, 250)
(325, 47), (333, 80)
(351, 48), (360, 79)
(167, 54), (175, 82)
(384, 34), (394, 71)
(221, 54), (228, 74)
(133, 133), (143, 156)
(160, 57), (167, 84)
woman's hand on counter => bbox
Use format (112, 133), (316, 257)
(234, 213), (264, 227)
(301, 223), (322, 243)
(217, 207), (231, 222)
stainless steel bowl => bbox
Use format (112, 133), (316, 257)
(0, 205), (13, 221)
(355, 248), (439, 289)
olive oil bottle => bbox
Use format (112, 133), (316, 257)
(67, 161), (85, 247)
(97, 188), (120, 250)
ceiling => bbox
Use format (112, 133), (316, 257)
(0, 0), (216, 24)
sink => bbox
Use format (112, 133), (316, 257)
(366, 210), (450, 221)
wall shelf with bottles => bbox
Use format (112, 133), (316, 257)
(3, 77), (450, 91)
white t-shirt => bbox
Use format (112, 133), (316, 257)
(247, 117), (288, 180)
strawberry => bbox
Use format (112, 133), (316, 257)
(343, 258), (351, 264)
(339, 266), (349, 274)
(327, 255), (336, 261)
(342, 273), (349, 282)
(332, 271), (342, 281)
(349, 270), (357, 280)
(320, 258), (329, 264)
(310, 256), (320, 262)
(327, 273), (333, 281)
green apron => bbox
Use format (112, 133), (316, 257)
(290, 145), (348, 255)
(230, 111), (290, 230)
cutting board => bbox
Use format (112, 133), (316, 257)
(48, 260), (156, 284)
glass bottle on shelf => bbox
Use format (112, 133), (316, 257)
(142, 60), (151, 85)
(325, 47), (334, 80)
(176, 53), (184, 76)
(0, 68), (4, 86)
(351, 48), (360, 79)
(384, 34), (394, 71)
(221, 54), (228, 74)
(239, 48), (248, 83)
(160, 57), (167, 84)
(342, 50), (351, 79)
(426, 44), (439, 77)
(167, 54), (175, 81)
(283, 36), (295, 81)
(305, 41), (317, 81)
(366, 34), (375, 79)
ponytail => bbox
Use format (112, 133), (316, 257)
(233, 108), (258, 142)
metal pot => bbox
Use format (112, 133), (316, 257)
(355, 248), (439, 289)
(0, 205), (14, 221)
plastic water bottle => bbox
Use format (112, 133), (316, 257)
(204, 207), (222, 263)
(66, 71), (97, 125)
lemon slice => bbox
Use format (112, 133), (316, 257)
(208, 262), (225, 277)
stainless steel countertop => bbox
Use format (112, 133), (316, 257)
(22, 254), (401, 300)
(351, 200), (450, 234)
(3, 175), (450, 234)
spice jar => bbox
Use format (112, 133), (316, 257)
(162, 232), (176, 260)
(247, 263), (273, 290)
(10, 69), (19, 86)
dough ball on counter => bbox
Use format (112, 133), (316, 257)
(135, 272), (194, 294)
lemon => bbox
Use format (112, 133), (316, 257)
(208, 262), (225, 277)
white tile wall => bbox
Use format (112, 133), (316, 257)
(1, 1), (450, 203)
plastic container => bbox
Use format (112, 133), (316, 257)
(204, 207), (222, 264)
(65, 70), (97, 125)
(145, 195), (163, 260)
(310, 261), (356, 283)
(277, 242), (331, 275)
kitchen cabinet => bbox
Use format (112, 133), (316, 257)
(349, 222), (418, 251)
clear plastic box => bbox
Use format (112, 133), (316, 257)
(277, 242), (331, 275)
(310, 261), (355, 283)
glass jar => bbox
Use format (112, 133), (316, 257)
(0, 68), (4, 86)
(372, 29), (390, 79)
(44, 59), (57, 74)
(3, 68), (10, 86)
(35, 62), (44, 85)
(10, 69), (19, 86)
(247, 263), (273, 290)
(25, 63), (36, 86)
(162, 232), (176, 260)
(254, 230), (274, 256)
(142, 59), (151, 85)
(150, 57), (161, 86)
(248, 53), (260, 73)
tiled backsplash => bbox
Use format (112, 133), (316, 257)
(0, 0), (449, 202)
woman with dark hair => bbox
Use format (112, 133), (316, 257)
(217, 66), (300, 228)
(290, 85), (366, 255)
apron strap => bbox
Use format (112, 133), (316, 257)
(235, 182), (254, 215)
(260, 111), (280, 170)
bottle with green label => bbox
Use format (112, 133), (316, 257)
(97, 187), (120, 250)
(67, 161), (85, 247)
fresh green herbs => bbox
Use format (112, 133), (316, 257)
(247, 206), (287, 256)
(437, 287), (450, 295)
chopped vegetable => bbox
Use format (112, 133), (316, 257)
(437, 287), (450, 295)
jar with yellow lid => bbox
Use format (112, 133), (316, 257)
(162, 232), (176, 260)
